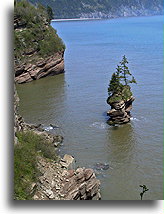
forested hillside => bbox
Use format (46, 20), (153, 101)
(28, 0), (163, 19)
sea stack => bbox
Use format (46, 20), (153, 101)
(107, 55), (136, 125)
(107, 95), (135, 125)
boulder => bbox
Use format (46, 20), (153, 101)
(60, 154), (76, 170)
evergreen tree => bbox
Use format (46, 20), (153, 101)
(117, 55), (137, 85)
(14, 0), (17, 6)
(108, 55), (136, 101)
(108, 72), (122, 96)
(47, 5), (54, 23)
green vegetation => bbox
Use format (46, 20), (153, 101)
(14, 0), (65, 63)
(107, 56), (136, 103)
(139, 185), (149, 200)
(28, 0), (163, 19)
(46, 5), (54, 23)
(116, 55), (137, 86)
(14, 131), (57, 200)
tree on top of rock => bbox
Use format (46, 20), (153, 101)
(107, 55), (137, 103)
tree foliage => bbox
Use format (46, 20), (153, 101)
(108, 72), (122, 96)
(139, 185), (149, 200)
(116, 55), (137, 86)
(46, 5), (54, 23)
(108, 56), (136, 101)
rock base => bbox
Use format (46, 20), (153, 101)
(107, 96), (135, 125)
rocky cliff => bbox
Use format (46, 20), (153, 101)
(14, 52), (64, 84)
(14, 1), (65, 83)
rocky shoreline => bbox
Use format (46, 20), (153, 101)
(14, 88), (101, 200)
(34, 156), (101, 200)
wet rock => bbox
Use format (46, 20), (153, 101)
(53, 141), (61, 147)
(50, 124), (60, 129)
(94, 163), (109, 171)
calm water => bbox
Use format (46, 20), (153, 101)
(17, 15), (163, 200)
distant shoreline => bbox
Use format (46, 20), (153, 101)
(52, 18), (102, 22)
(52, 14), (163, 22)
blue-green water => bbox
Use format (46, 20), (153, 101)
(17, 15), (163, 200)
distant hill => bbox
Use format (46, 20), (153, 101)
(28, 0), (163, 19)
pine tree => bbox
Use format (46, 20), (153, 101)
(117, 55), (137, 85)
(108, 72), (122, 96)
(47, 5), (54, 23)
(108, 55), (136, 102)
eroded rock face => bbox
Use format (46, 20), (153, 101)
(107, 96), (135, 125)
(33, 156), (101, 200)
(14, 52), (64, 84)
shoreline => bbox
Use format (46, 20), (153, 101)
(52, 14), (163, 22)
(52, 18), (102, 22)
(14, 88), (101, 200)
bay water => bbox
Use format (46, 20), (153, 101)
(17, 15), (163, 200)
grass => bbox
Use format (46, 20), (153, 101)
(14, 131), (58, 200)
(14, 0), (65, 63)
